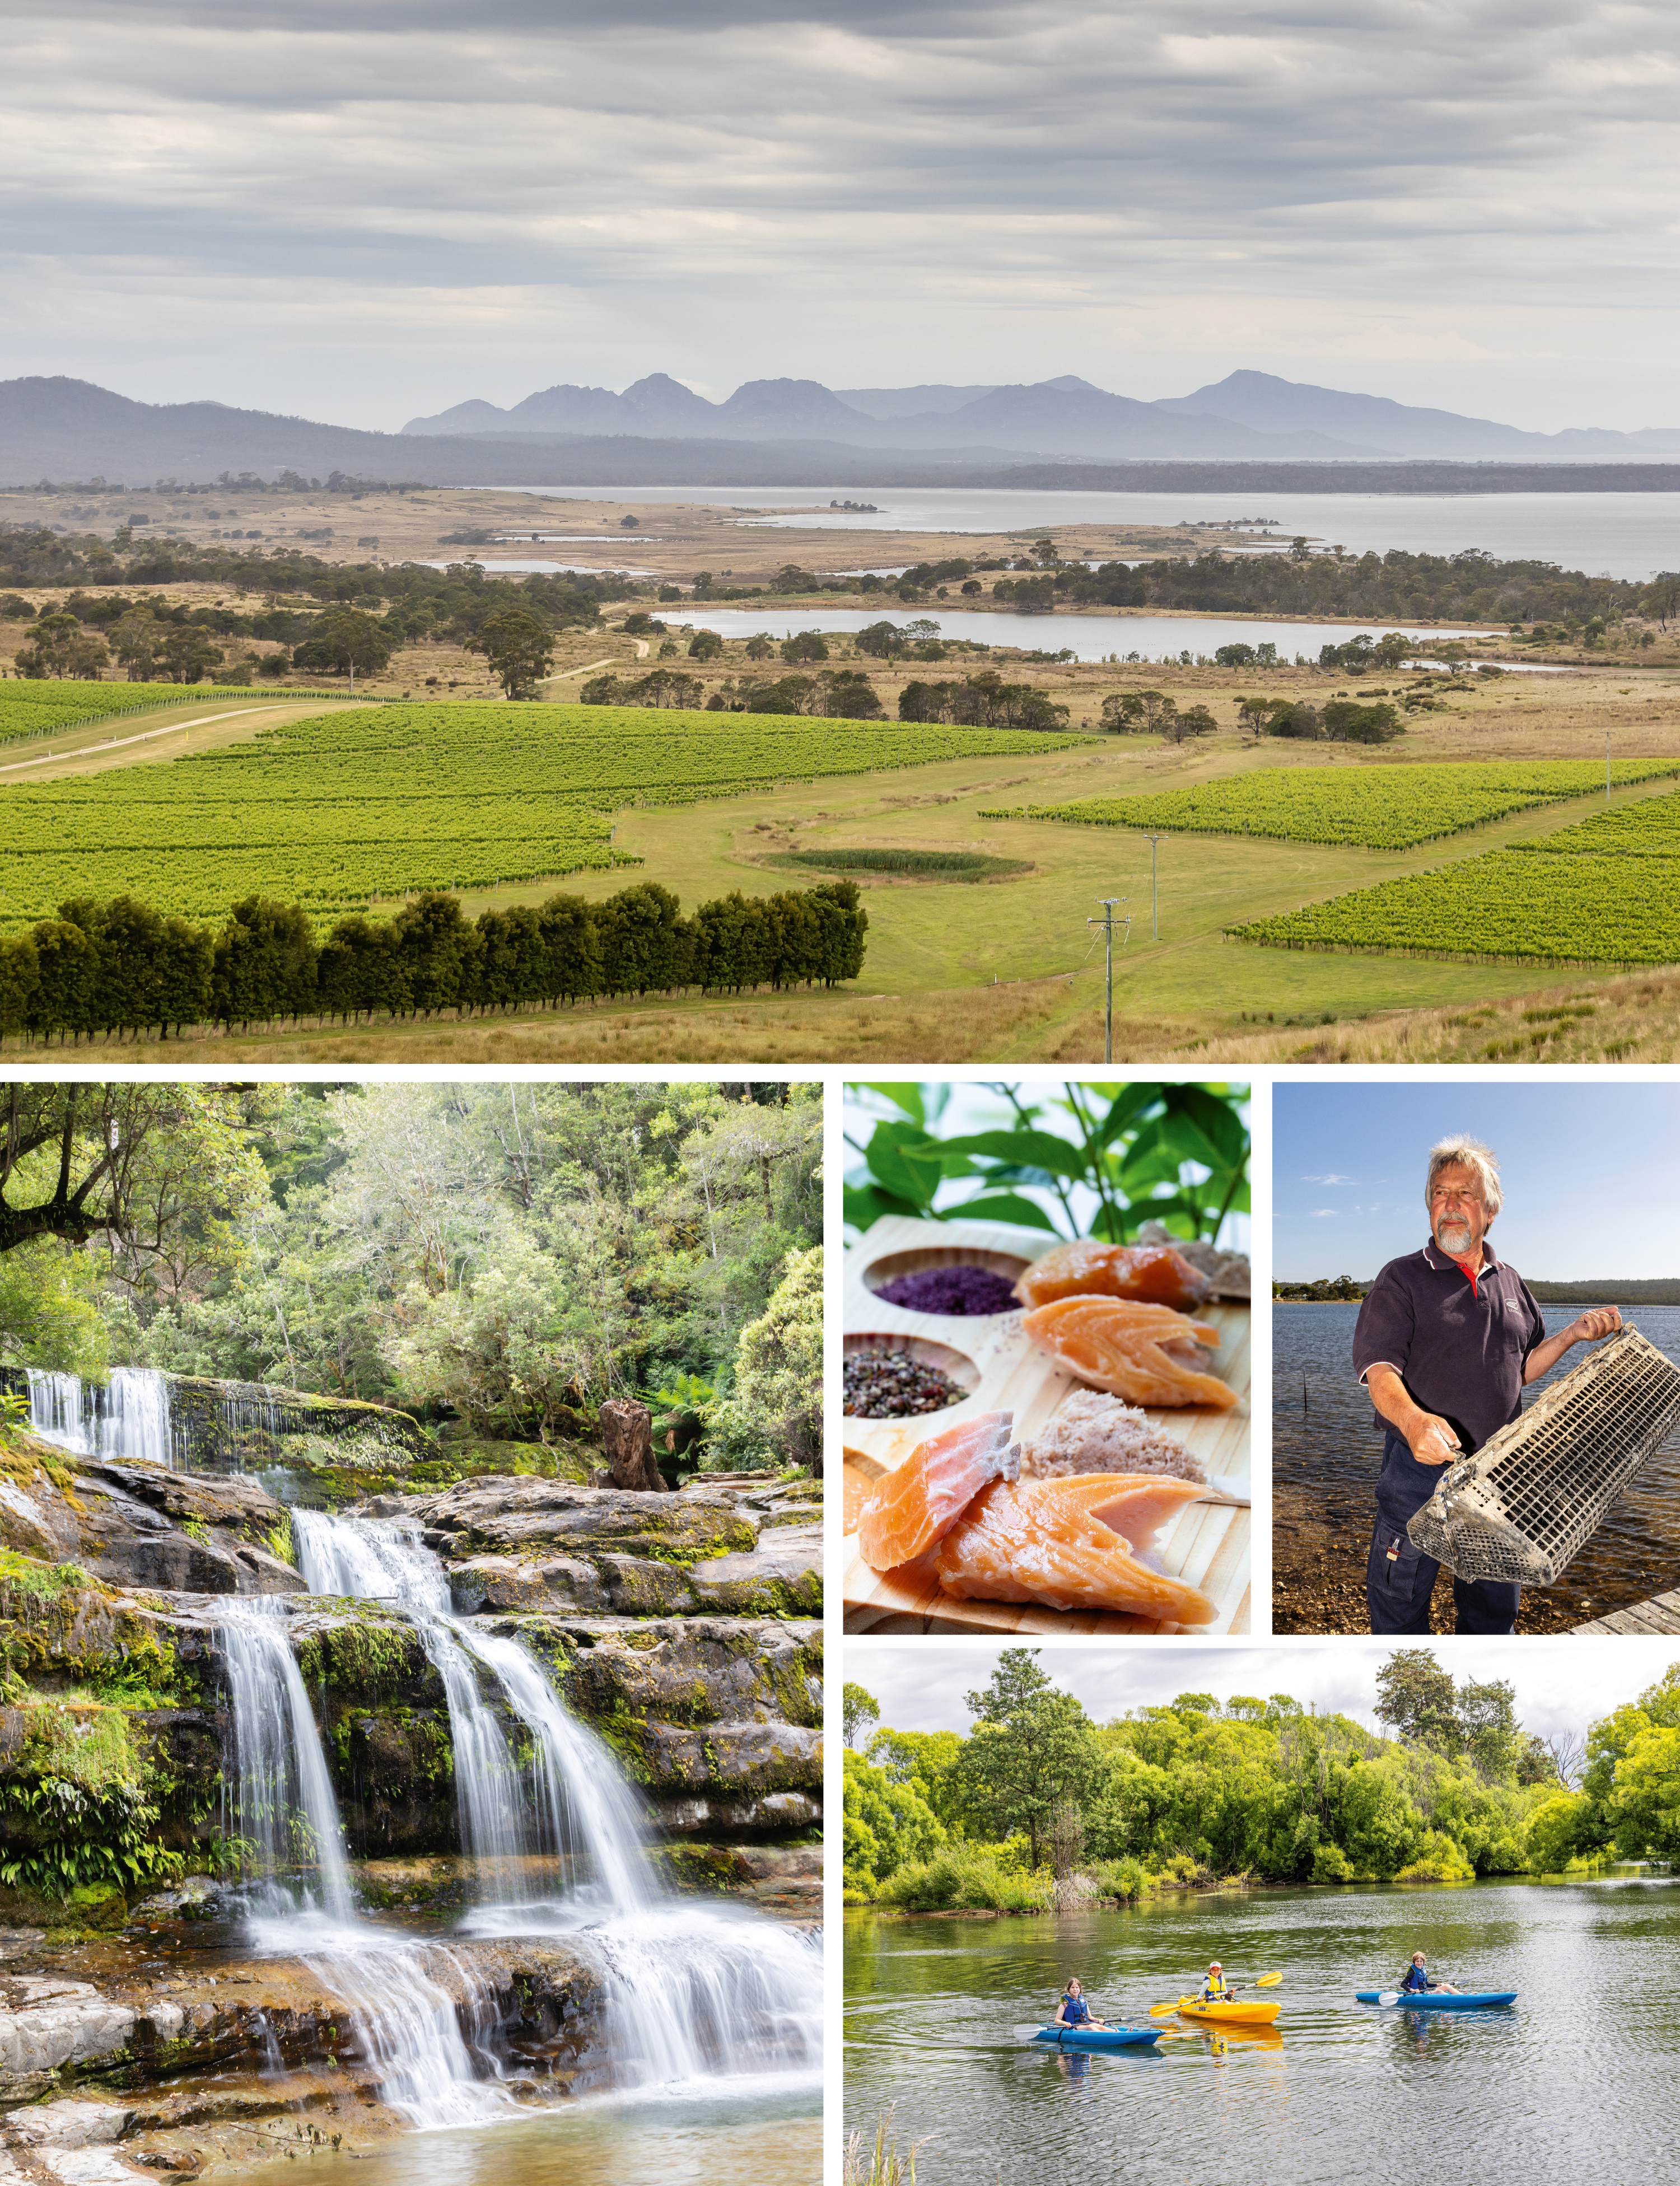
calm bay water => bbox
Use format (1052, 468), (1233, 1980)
(489, 485), (1680, 578)
(1273, 1302), (1680, 1615)
(844, 1877), (1680, 2185)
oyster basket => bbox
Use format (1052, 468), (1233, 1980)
(1407, 1325), (1680, 1586)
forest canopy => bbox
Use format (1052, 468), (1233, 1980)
(842, 1647), (1678, 1911)
(0, 1079), (822, 1471)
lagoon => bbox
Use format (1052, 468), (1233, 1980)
(638, 607), (1481, 665)
(844, 1875), (1680, 2185)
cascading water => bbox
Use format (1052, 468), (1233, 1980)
(25, 1365), (177, 1468)
(291, 1508), (823, 2092)
(218, 1599), (354, 1922)
(292, 1511), (650, 1909)
(215, 1589), (517, 2131)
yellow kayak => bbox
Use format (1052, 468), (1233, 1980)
(1175, 1996), (1281, 2027)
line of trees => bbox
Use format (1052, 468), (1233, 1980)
(842, 1646), (1640, 1911)
(898, 673), (1071, 731)
(0, 880), (868, 1048)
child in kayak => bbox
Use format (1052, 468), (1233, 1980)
(1198, 1961), (1231, 2001)
(1400, 1954), (1459, 1996)
(1053, 1978), (1109, 2030)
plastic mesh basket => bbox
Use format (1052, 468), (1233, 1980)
(1406, 1325), (1680, 1586)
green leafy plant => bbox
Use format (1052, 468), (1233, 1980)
(844, 1081), (1249, 1243)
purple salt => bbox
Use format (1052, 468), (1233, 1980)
(875, 1265), (1023, 1316)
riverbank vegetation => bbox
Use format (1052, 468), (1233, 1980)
(843, 1648), (1678, 1912)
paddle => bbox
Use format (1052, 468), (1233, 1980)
(1149, 1970), (1282, 2015)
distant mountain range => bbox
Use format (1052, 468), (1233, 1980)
(403, 367), (1680, 463)
(6, 370), (1680, 491)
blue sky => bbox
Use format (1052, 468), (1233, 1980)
(1273, 1081), (1680, 1283)
(844, 1639), (1679, 1751)
(6, 1), (1680, 428)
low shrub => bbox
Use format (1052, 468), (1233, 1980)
(876, 1846), (1049, 1914)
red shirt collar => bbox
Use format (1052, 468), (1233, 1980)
(1422, 1238), (1500, 1297)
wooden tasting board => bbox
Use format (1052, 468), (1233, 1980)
(842, 1213), (1250, 1637)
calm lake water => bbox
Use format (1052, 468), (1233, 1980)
(617, 606), (1481, 665)
(844, 1876), (1680, 2185)
(1273, 1302), (1680, 1615)
(488, 485), (1680, 578)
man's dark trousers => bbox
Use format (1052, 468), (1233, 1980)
(1365, 1430), (1520, 1634)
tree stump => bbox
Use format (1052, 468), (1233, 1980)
(598, 1398), (670, 1493)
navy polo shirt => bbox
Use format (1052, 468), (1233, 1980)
(1352, 1240), (1545, 1454)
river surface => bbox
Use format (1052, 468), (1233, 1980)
(1273, 1302), (1680, 1620)
(483, 485), (1680, 577)
(844, 1875), (1680, 2185)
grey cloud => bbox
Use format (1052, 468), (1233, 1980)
(6, 0), (1679, 423)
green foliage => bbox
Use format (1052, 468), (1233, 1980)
(875, 1845), (1048, 1913)
(0, 1241), (112, 1374)
(844, 1080), (1249, 1245)
(843, 1750), (946, 1898)
(844, 1681), (881, 1749)
(703, 1246), (821, 1473)
(0, 679), (275, 744)
(0, 1702), (184, 1900)
(951, 1649), (1103, 1869)
(1394, 1830), (1477, 1883)
(464, 606), (555, 699)
(989, 760), (1680, 851)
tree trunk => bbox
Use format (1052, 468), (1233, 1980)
(598, 1397), (670, 1493)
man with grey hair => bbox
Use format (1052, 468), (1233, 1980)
(1351, 1133), (1621, 1633)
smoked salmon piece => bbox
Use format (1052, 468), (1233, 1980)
(856, 1409), (1020, 1572)
(934, 1474), (1218, 1622)
(1015, 1240), (1211, 1313)
(1021, 1297), (1237, 1410)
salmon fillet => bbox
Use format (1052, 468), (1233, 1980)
(856, 1408), (1021, 1572)
(1021, 1296), (1238, 1409)
(934, 1474), (1218, 1622)
(1015, 1240), (1211, 1312)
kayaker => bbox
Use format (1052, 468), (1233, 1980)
(1353, 1133), (1622, 1635)
(1198, 1961), (1231, 2001)
(1053, 1977), (1108, 2030)
(1401, 1954), (1459, 1996)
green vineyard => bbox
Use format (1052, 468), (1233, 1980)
(982, 759), (1680, 850)
(1228, 785), (1680, 965)
(0, 700), (1088, 929)
(0, 679), (333, 745)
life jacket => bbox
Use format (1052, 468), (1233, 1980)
(1204, 1972), (1227, 1997)
(1062, 1993), (1091, 2025)
(1401, 1965), (1431, 1992)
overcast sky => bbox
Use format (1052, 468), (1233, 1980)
(844, 1637), (1680, 1750)
(6, 1), (1679, 429)
(1272, 1081), (1680, 1283)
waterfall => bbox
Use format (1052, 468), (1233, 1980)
(217, 1510), (820, 2125)
(218, 1599), (354, 1923)
(25, 1365), (176, 1468)
(292, 1510), (823, 2092)
(216, 1592), (515, 2131)
(292, 1510), (648, 1908)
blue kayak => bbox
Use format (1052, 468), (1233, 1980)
(1034, 2024), (1162, 2049)
(1356, 1991), (1517, 2010)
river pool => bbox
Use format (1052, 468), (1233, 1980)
(844, 1875), (1680, 2184)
